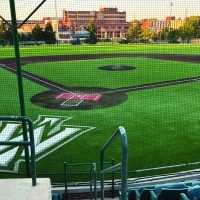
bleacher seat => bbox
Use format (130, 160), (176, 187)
(138, 185), (155, 193)
(154, 182), (187, 196)
(192, 181), (200, 187)
(183, 180), (196, 187)
(180, 185), (200, 200)
(151, 188), (188, 200)
(140, 188), (154, 200)
(128, 189), (140, 200)
(128, 182), (188, 200)
(128, 185), (155, 200)
(52, 192), (62, 200)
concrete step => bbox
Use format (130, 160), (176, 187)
(0, 178), (51, 200)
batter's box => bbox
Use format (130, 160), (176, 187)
(56, 93), (102, 101)
(61, 100), (83, 107)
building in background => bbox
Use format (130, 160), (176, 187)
(62, 7), (130, 41)
(0, 19), (46, 33)
(18, 20), (46, 33)
(141, 17), (186, 33)
(170, 19), (185, 30)
(0, 9), (188, 42)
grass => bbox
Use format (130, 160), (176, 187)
(24, 57), (200, 89)
(1, 44), (200, 182)
(0, 43), (200, 59)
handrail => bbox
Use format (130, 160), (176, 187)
(90, 163), (97, 200)
(129, 161), (200, 173)
(0, 116), (36, 186)
(100, 126), (128, 200)
(64, 161), (114, 199)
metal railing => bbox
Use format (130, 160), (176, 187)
(90, 163), (97, 200)
(63, 161), (114, 199)
(100, 126), (128, 200)
(0, 116), (36, 186)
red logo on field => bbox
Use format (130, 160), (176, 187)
(56, 93), (102, 102)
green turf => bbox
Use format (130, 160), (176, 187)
(23, 57), (200, 89)
(1, 44), (200, 182)
(0, 43), (200, 59)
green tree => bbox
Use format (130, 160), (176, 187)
(44, 22), (56, 44)
(158, 28), (169, 40)
(126, 20), (141, 43)
(167, 29), (180, 43)
(0, 22), (6, 45)
(85, 21), (97, 44)
(4, 26), (13, 45)
(179, 16), (200, 42)
(31, 23), (44, 41)
(140, 28), (156, 42)
(19, 33), (27, 42)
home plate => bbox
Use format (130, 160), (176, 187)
(56, 93), (102, 102)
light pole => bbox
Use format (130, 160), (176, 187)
(170, 1), (174, 17)
(54, 0), (59, 40)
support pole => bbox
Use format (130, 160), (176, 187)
(0, 15), (11, 27)
(18, 0), (47, 28)
(9, 0), (30, 177)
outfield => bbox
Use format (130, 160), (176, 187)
(1, 44), (200, 182)
(1, 43), (200, 59)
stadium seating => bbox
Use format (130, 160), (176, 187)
(127, 180), (200, 200)
(191, 181), (200, 187)
(180, 185), (200, 200)
(52, 192), (62, 200)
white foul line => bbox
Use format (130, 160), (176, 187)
(0, 64), (74, 94)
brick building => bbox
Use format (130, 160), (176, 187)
(18, 20), (46, 33)
(0, 19), (46, 33)
(141, 17), (185, 33)
(63, 7), (130, 40)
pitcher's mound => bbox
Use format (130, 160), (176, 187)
(99, 65), (135, 71)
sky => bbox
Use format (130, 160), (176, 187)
(1, 0), (200, 21)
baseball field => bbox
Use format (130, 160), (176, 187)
(1, 43), (200, 182)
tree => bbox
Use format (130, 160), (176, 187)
(140, 28), (156, 42)
(44, 22), (56, 44)
(19, 33), (27, 42)
(4, 26), (13, 45)
(179, 16), (200, 42)
(158, 28), (169, 40)
(85, 21), (97, 44)
(31, 23), (44, 41)
(126, 20), (141, 43)
(167, 29), (180, 43)
(0, 22), (6, 45)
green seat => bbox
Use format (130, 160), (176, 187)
(138, 186), (155, 193)
(187, 185), (200, 200)
(154, 183), (186, 196)
(151, 188), (188, 200)
(128, 189), (140, 200)
(128, 185), (155, 200)
(180, 193), (189, 200)
(192, 181), (200, 187)
(141, 189), (155, 200)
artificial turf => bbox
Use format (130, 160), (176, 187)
(23, 57), (200, 89)
(1, 43), (200, 59)
(1, 44), (200, 182)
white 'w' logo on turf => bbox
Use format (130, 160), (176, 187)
(0, 115), (95, 173)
